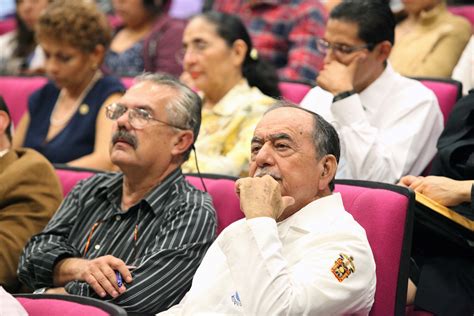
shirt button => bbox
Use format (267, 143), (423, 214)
(94, 244), (100, 250)
(115, 215), (121, 221)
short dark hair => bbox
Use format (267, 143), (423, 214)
(195, 11), (280, 98)
(330, 0), (395, 47)
(0, 95), (12, 142)
(265, 102), (341, 191)
(134, 73), (202, 161)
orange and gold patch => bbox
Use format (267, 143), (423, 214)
(331, 253), (355, 282)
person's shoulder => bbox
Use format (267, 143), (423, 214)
(15, 148), (54, 170)
(444, 10), (472, 33)
(7, 148), (61, 190)
(177, 177), (214, 206)
(388, 70), (437, 102)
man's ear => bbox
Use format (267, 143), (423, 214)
(171, 130), (194, 156)
(91, 44), (106, 69)
(318, 154), (338, 191)
(376, 40), (392, 62)
(0, 110), (10, 136)
(231, 39), (248, 67)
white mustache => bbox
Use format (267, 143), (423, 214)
(254, 169), (281, 181)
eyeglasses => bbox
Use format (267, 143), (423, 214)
(316, 38), (374, 56)
(105, 103), (186, 130)
(175, 40), (210, 64)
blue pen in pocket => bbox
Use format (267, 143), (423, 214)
(116, 271), (123, 287)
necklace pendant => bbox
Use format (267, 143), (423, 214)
(79, 104), (90, 115)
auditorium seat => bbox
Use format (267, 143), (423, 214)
(185, 173), (243, 235)
(335, 179), (415, 316)
(415, 77), (462, 126)
(0, 76), (47, 126)
(278, 80), (313, 103)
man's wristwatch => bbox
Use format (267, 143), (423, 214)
(33, 287), (48, 294)
(333, 90), (356, 102)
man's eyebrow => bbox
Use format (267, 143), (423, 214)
(251, 133), (293, 143)
(251, 136), (263, 144)
(269, 133), (293, 142)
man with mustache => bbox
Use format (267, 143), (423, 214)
(160, 102), (376, 315)
(18, 73), (217, 314)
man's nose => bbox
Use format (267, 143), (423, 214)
(323, 48), (336, 64)
(254, 142), (275, 167)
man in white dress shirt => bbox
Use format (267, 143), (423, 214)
(159, 102), (376, 315)
(301, 0), (443, 183)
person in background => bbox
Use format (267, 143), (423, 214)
(12, 0), (125, 171)
(390, 0), (471, 78)
(159, 102), (376, 315)
(210, 0), (327, 83)
(399, 175), (474, 315)
(0, 0), (50, 75)
(0, 96), (62, 293)
(300, 0), (443, 183)
(180, 12), (279, 177)
(103, 0), (185, 77)
(17, 73), (217, 314)
(453, 35), (473, 96)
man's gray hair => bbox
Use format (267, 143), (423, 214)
(134, 73), (202, 161)
(265, 100), (340, 191)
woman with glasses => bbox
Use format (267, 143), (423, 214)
(12, 0), (125, 171)
(103, 0), (184, 77)
(179, 11), (280, 177)
(390, 0), (471, 78)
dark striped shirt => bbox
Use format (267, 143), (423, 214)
(18, 168), (217, 314)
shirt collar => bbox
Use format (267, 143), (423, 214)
(210, 79), (253, 117)
(359, 63), (396, 111)
(95, 168), (184, 216)
(277, 193), (346, 235)
(0, 148), (9, 158)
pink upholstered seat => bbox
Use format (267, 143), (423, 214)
(121, 77), (134, 89)
(334, 179), (415, 316)
(0, 76), (47, 126)
(278, 80), (313, 103)
(448, 5), (474, 28)
(54, 165), (98, 197)
(415, 77), (462, 126)
(14, 294), (126, 315)
(0, 17), (16, 35)
(185, 174), (243, 235)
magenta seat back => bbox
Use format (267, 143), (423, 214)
(16, 297), (109, 316)
(185, 174), (243, 235)
(121, 77), (134, 89)
(0, 76), (48, 126)
(14, 294), (127, 315)
(416, 78), (462, 126)
(334, 180), (414, 316)
(54, 165), (98, 197)
(278, 81), (313, 103)
(0, 17), (16, 35)
(448, 5), (474, 28)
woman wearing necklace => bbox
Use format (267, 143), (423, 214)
(13, 0), (125, 171)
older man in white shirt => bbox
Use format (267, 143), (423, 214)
(159, 102), (376, 315)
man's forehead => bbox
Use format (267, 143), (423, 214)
(121, 82), (175, 108)
(325, 19), (361, 43)
(254, 108), (313, 139)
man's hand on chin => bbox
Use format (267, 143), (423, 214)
(235, 175), (294, 220)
